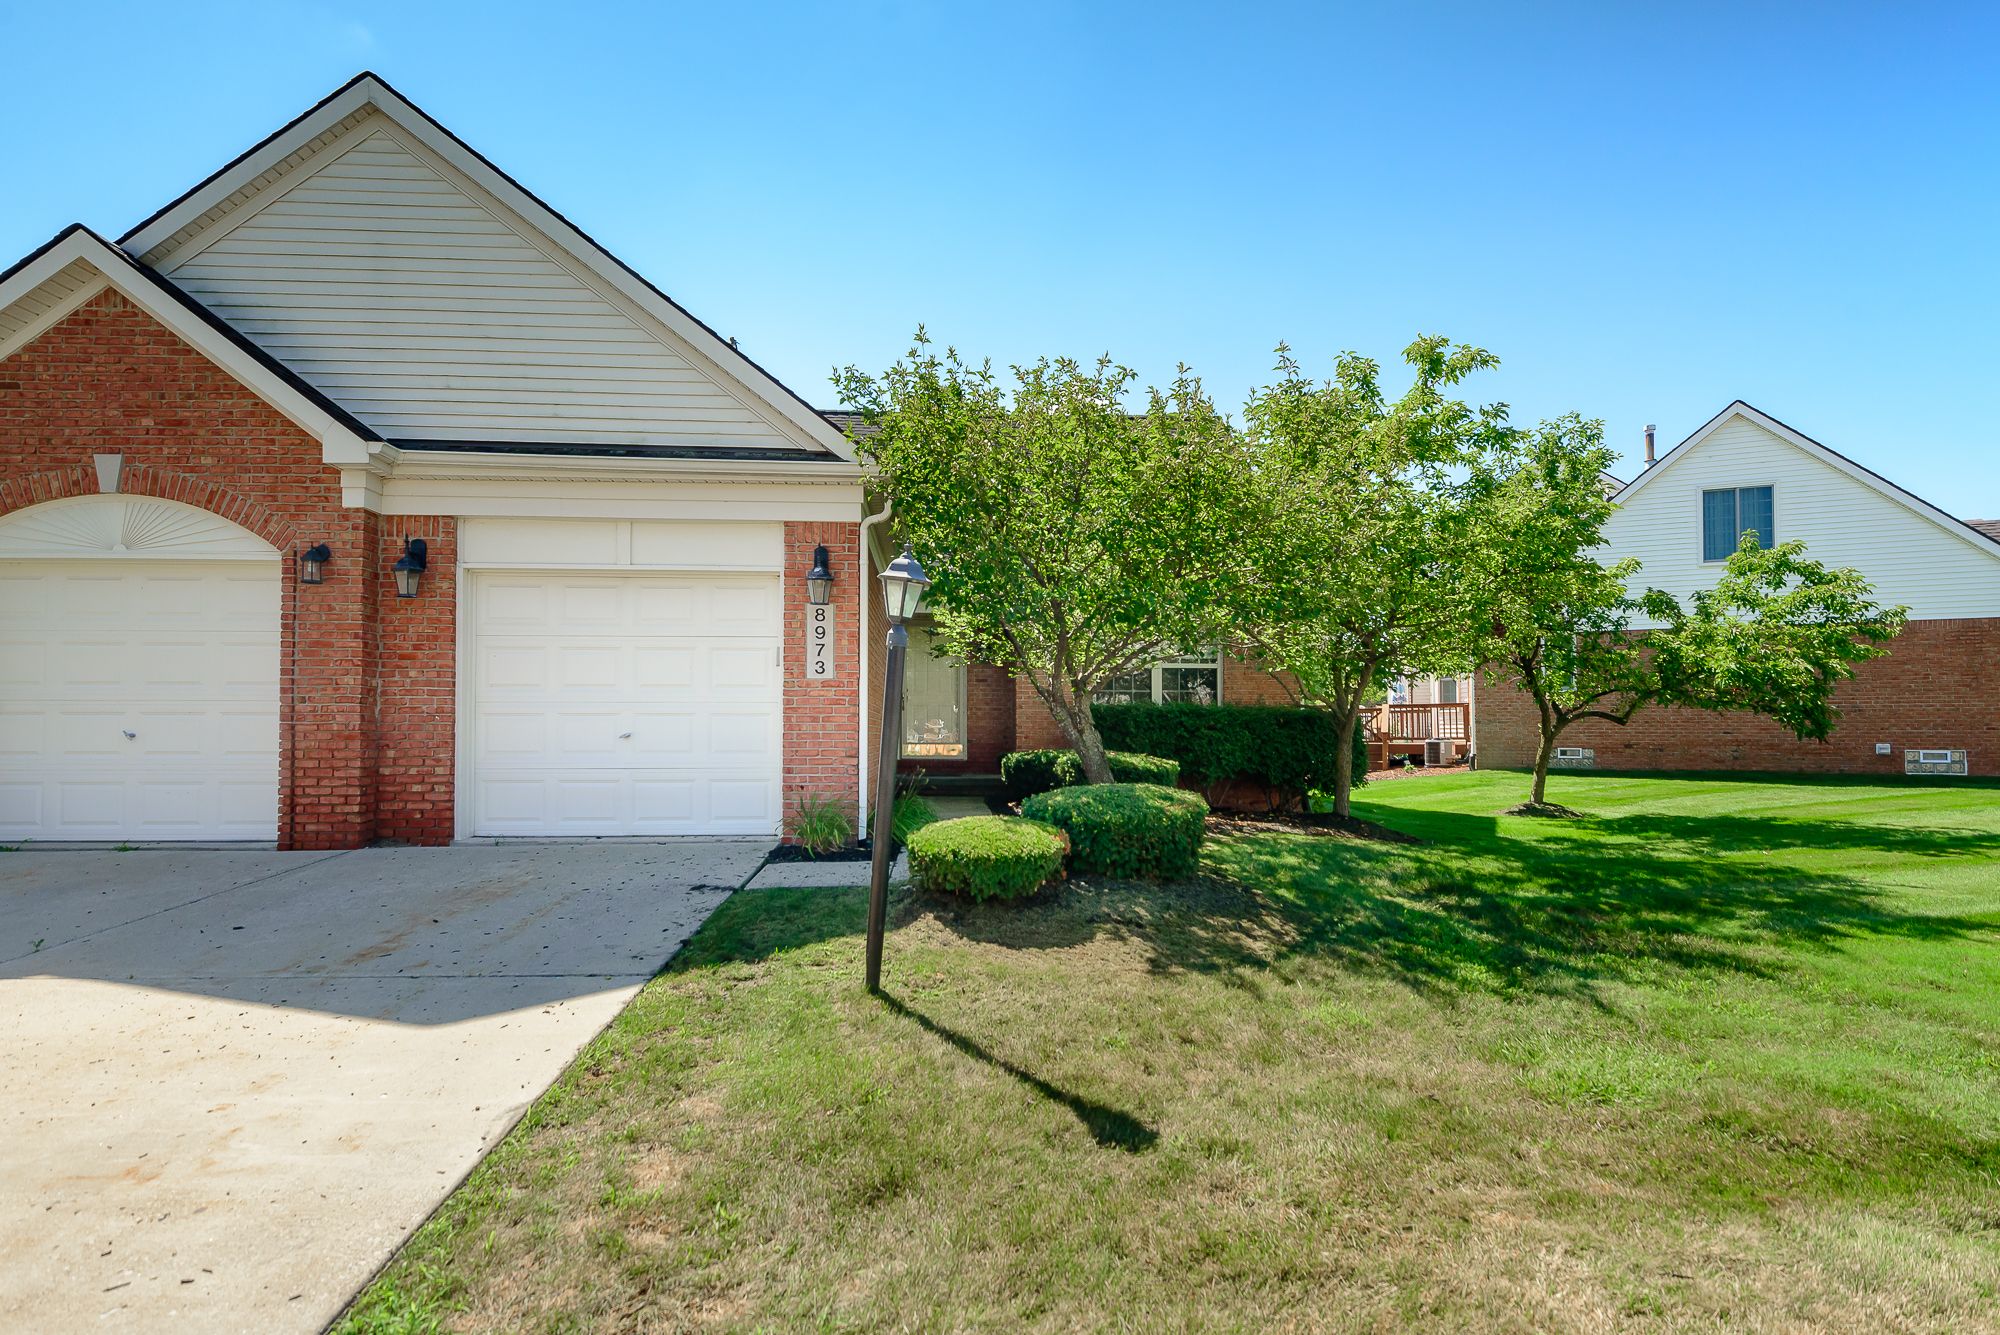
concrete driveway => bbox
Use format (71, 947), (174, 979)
(0, 842), (763, 1334)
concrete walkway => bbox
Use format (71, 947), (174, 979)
(0, 842), (760, 1334)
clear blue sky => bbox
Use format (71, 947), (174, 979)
(5, 2), (1998, 513)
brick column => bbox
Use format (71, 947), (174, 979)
(782, 521), (864, 838)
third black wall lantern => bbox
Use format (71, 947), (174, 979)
(392, 537), (428, 598)
(299, 543), (331, 585)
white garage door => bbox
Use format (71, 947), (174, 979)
(468, 571), (783, 837)
(0, 561), (280, 841)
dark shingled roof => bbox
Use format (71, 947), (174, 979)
(820, 411), (877, 442)
(1970, 519), (2000, 543)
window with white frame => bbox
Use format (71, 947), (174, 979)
(1093, 648), (1222, 706)
(1702, 485), (1774, 561)
(902, 627), (967, 758)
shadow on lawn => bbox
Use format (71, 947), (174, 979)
(929, 803), (1996, 1006)
(878, 993), (1159, 1152)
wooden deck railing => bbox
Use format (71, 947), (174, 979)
(1364, 702), (1470, 743)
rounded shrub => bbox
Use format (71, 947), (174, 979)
(906, 815), (1068, 902)
(999, 748), (1182, 801)
(1020, 782), (1208, 880)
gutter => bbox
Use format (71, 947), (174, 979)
(857, 499), (894, 825)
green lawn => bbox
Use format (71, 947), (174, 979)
(339, 772), (2000, 1333)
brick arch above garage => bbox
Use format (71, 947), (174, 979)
(0, 465), (300, 553)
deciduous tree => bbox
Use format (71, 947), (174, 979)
(1481, 418), (1908, 809)
(835, 335), (1259, 783)
(1245, 337), (1515, 818)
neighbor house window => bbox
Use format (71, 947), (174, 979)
(1437, 676), (1459, 704)
(1702, 485), (1774, 561)
(902, 627), (967, 758)
(1093, 649), (1222, 706)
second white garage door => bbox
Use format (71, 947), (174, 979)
(467, 571), (782, 837)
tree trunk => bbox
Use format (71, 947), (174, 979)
(1330, 707), (1359, 820)
(1071, 724), (1114, 785)
(1034, 677), (1115, 784)
(1532, 726), (1556, 807)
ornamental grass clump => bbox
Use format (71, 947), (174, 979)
(1020, 782), (1207, 880)
(905, 815), (1068, 902)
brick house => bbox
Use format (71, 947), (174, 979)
(0, 73), (878, 847)
(0, 72), (1294, 849)
(1479, 402), (2000, 778)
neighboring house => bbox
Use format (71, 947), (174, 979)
(817, 413), (1296, 780)
(1481, 402), (2000, 777)
(0, 74), (870, 847)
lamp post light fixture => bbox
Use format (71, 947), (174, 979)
(392, 537), (429, 599)
(299, 543), (331, 585)
(805, 543), (834, 607)
(864, 544), (932, 993)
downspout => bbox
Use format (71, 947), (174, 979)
(858, 499), (894, 826)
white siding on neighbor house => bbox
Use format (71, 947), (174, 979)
(159, 118), (809, 451)
(1606, 413), (2000, 624)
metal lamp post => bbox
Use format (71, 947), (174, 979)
(865, 544), (931, 993)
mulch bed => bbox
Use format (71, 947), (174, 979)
(1503, 801), (1588, 819)
(1205, 811), (1422, 845)
(1364, 763), (1471, 782)
(763, 843), (875, 865)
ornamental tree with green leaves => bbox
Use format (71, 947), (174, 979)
(1480, 417), (1908, 808)
(833, 334), (1260, 784)
(1245, 337), (1519, 819)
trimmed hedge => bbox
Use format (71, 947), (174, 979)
(999, 748), (1181, 801)
(906, 815), (1068, 901)
(1091, 703), (1367, 811)
(1021, 782), (1208, 880)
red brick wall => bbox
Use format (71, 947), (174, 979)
(0, 289), (456, 847)
(1477, 618), (2000, 777)
(782, 521), (865, 837)
(374, 517), (457, 844)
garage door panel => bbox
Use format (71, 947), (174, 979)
(709, 709), (778, 757)
(633, 646), (695, 689)
(557, 643), (622, 688)
(631, 780), (697, 826)
(629, 712), (697, 760)
(0, 709), (42, 756)
(469, 571), (784, 837)
(0, 783), (42, 825)
(708, 779), (778, 827)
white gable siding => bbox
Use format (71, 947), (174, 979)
(159, 119), (810, 452)
(1606, 413), (2000, 623)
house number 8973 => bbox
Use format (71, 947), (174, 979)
(805, 605), (836, 678)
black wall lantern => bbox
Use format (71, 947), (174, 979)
(392, 537), (428, 599)
(299, 543), (331, 585)
(805, 543), (834, 607)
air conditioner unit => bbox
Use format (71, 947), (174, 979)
(1424, 737), (1449, 766)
